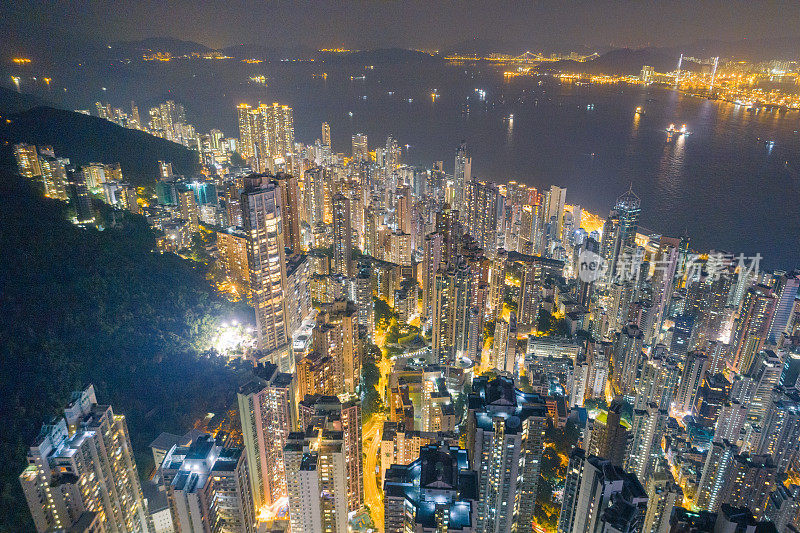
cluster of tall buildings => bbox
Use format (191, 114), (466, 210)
(17, 99), (800, 533)
(14, 143), (139, 224)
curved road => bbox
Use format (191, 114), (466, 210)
(364, 414), (386, 531)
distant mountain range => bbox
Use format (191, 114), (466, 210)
(0, 91), (199, 184)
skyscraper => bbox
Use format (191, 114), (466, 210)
(384, 444), (479, 533)
(675, 351), (709, 414)
(160, 434), (256, 533)
(768, 270), (799, 344)
(321, 122), (331, 148)
(696, 439), (738, 512)
(453, 142), (471, 215)
(613, 324), (644, 397)
(466, 179), (499, 255)
(19, 386), (151, 533)
(351, 133), (368, 161)
(566, 454), (649, 533)
(731, 285), (777, 373)
(237, 363), (294, 511)
(332, 193), (353, 277)
(13, 143), (41, 178)
(465, 375), (547, 532)
(545, 185), (567, 238)
(626, 402), (669, 483)
(284, 432), (348, 533)
(271, 172), (302, 255)
(297, 395), (363, 512)
(238, 103), (295, 171)
(610, 187), (641, 277)
(241, 175), (290, 366)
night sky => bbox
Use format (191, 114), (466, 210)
(2, 0), (799, 53)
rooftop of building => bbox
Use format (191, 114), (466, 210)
(384, 445), (477, 530)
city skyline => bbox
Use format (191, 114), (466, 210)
(3, 5), (800, 533)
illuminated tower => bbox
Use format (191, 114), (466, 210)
(160, 434), (256, 533)
(241, 175), (290, 366)
(768, 270), (799, 344)
(237, 103), (254, 158)
(272, 172), (303, 255)
(237, 363), (294, 511)
(731, 285), (777, 373)
(675, 351), (709, 414)
(696, 439), (738, 511)
(465, 375), (547, 533)
(466, 179), (499, 256)
(321, 122), (331, 148)
(626, 402), (669, 483)
(19, 386), (151, 533)
(332, 193), (353, 277)
(611, 187), (641, 276)
(453, 141), (471, 216)
(13, 143), (41, 178)
(351, 133), (368, 161)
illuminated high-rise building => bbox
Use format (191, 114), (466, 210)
(351, 133), (368, 161)
(217, 228), (251, 296)
(431, 263), (472, 364)
(297, 395), (363, 512)
(272, 172), (302, 255)
(558, 448), (587, 533)
(613, 324), (644, 397)
(160, 434), (256, 533)
(241, 175), (290, 366)
(675, 351), (709, 413)
(19, 386), (151, 533)
(237, 363), (294, 511)
(626, 402), (669, 483)
(586, 399), (628, 466)
(453, 141), (471, 215)
(491, 312), (517, 374)
(465, 375), (547, 533)
(466, 179), (499, 255)
(313, 299), (360, 395)
(517, 261), (540, 326)
(39, 155), (70, 200)
(332, 193), (353, 277)
(421, 232), (444, 323)
(768, 270), (799, 344)
(696, 439), (738, 512)
(384, 444), (478, 533)
(608, 187), (641, 276)
(237, 104), (254, 159)
(566, 454), (649, 533)
(237, 103), (295, 171)
(758, 388), (800, 472)
(731, 285), (777, 373)
(642, 471), (682, 533)
(544, 185), (566, 237)
(321, 122), (331, 148)
(13, 143), (42, 178)
(284, 434), (347, 533)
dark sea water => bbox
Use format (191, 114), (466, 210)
(31, 59), (800, 268)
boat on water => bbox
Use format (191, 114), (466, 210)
(635, 106), (644, 115)
(666, 123), (691, 136)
